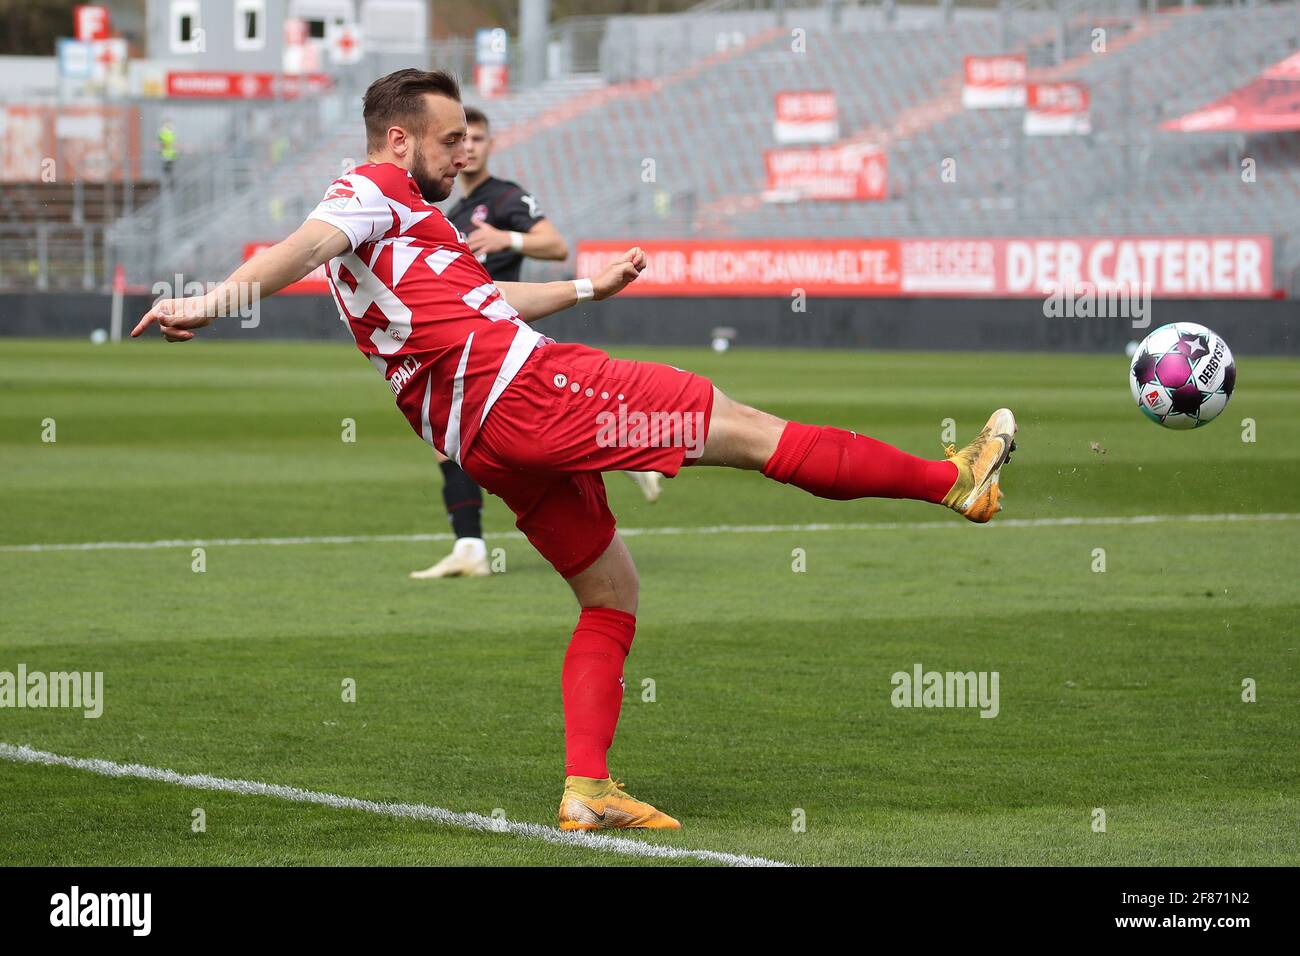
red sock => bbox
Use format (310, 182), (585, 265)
(562, 607), (635, 779)
(762, 422), (957, 503)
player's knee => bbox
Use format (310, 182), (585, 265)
(567, 537), (639, 615)
(573, 574), (638, 616)
(703, 389), (786, 470)
(601, 562), (640, 614)
(609, 574), (639, 617)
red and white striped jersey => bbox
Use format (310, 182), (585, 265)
(307, 162), (547, 463)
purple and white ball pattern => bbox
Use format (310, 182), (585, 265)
(1129, 322), (1235, 429)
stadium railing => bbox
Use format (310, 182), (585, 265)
(0, 224), (107, 292)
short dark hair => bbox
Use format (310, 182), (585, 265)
(464, 106), (490, 130)
(363, 68), (461, 151)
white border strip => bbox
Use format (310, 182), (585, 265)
(0, 743), (787, 868)
(1, 513), (1297, 554)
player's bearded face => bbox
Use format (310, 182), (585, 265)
(410, 140), (454, 202)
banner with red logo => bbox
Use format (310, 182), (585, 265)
(577, 240), (901, 297)
(329, 23), (363, 66)
(773, 91), (839, 144)
(576, 236), (1274, 299)
(962, 55), (1026, 109)
(243, 243), (331, 294)
(764, 144), (887, 201)
(475, 28), (509, 99)
(1161, 50), (1300, 133)
(1024, 82), (1091, 136)
(165, 72), (331, 99)
(996, 235), (1269, 297)
(74, 5), (111, 41)
(474, 64), (508, 99)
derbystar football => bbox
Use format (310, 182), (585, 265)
(1129, 322), (1236, 429)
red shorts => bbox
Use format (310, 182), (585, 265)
(460, 342), (715, 578)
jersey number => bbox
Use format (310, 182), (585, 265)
(330, 249), (413, 355)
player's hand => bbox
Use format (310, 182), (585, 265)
(130, 295), (215, 342)
(591, 247), (647, 301)
(466, 224), (512, 256)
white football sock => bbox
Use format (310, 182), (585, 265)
(453, 537), (487, 561)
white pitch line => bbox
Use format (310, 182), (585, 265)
(1, 513), (1298, 554)
(0, 743), (787, 868)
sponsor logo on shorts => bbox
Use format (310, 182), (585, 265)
(595, 404), (707, 459)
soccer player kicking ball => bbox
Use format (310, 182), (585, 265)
(414, 104), (567, 581)
(133, 69), (1017, 832)
(414, 105), (661, 582)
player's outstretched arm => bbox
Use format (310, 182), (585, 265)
(131, 219), (350, 342)
(496, 246), (646, 324)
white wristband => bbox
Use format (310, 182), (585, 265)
(509, 231), (524, 252)
(573, 278), (594, 302)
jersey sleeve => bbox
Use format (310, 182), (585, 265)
(501, 188), (546, 233)
(307, 172), (393, 251)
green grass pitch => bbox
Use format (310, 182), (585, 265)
(1, 337), (1297, 866)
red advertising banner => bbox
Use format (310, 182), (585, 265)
(166, 72), (331, 99)
(764, 144), (887, 201)
(243, 242), (331, 294)
(474, 64), (508, 99)
(773, 90), (839, 144)
(1162, 50), (1300, 133)
(1024, 82), (1091, 136)
(962, 55), (1026, 109)
(74, 5), (111, 41)
(475, 28), (509, 99)
(576, 236), (1274, 299)
(994, 235), (1270, 297)
(898, 238), (1000, 294)
(577, 239), (902, 297)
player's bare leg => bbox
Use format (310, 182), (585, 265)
(696, 387), (1017, 522)
(555, 534), (681, 831)
(566, 533), (638, 615)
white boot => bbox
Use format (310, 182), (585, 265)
(624, 471), (663, 503)
(410, 537), (491, 579)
